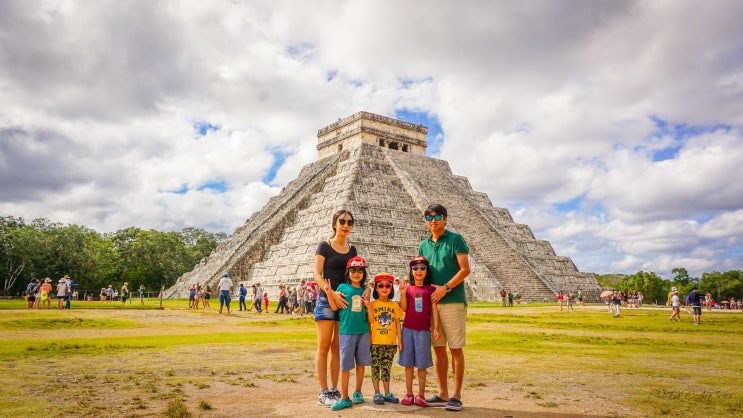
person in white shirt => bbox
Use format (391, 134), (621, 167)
(217, 272), (234, 314)
(669, 288), (681, 322)
(56, 278), (68, 309)
(254, 283), (264, 313)
(295, 280), (307, 316)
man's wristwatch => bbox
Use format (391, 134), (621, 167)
(444, 284), (452, 293)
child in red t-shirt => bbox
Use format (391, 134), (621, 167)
(398, 256), (439, 407)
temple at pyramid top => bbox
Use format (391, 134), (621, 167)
(317, 111), (428, 158)
(165, 111), (603, 302)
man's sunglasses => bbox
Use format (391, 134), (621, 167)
(425, 214), (443, 222)
(411, 265), (427, 271)
(338, 218), (354, 226)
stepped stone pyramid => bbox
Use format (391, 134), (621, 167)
(165, 111), (602, 302)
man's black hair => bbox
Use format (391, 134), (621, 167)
(424, 203), (447, 217)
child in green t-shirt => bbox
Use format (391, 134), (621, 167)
(325, 256), (371, 411)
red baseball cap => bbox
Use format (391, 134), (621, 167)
(409, 255), (429, 266)
(373, 273), (395, 283)
(346, 256), (368, 269)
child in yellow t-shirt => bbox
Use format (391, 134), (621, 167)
(364, 273), (402, 405)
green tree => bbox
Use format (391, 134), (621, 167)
(595, 273), (627, 289)
(111, 228), (212, 293)
(1, 216), (223, 297)
(0, 217), (35, 295)
(180, 227), (225, 263)
(671, 267), (691, 286)
(623, 271), (667, 304)
(699, 270), (743, 302)
(77, 232), (119, 297)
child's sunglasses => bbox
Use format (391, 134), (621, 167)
(411, 265), (427, 271)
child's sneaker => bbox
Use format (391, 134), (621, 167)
(384, 392), (399, 403)
(401, 394), (414, 405)
(352, 391), (365, 404)
(373, 393), (385, 405)
(414, 394), (427, 407)
(331, 398), (353, 411)
(318, 389), (333, 407)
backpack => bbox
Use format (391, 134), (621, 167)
(26, 282), (38, 295)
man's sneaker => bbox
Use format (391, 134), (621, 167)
(331, 398), (353, 411)
(445, 397), (463, 412)
(400, 394), (414, 405)
(384, 392), (399, 403)
(425, 395), (448, 407)
(414, 394), (427, 407)
(352, 391), (365, 404)
(373, 393), (385, 405)
(318, 389), (333, 407)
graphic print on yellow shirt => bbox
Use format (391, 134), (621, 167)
(370, 299), (402, 345)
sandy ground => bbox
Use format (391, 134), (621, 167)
(174, 310), (617, 418)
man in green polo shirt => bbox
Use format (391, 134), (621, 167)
(418, 203), (470, 412)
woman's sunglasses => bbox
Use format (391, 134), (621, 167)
(338, 218), (354, 226)
(376, 284), (392, 289)
(411, 265), (427, 271)
(348, 268), (364, 274)
(425, 214), (443, 222)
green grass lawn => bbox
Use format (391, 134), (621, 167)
(1, 300), (741, 417)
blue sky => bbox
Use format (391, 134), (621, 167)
(394, 110), (444, 156)
(1, 1), (742, 278)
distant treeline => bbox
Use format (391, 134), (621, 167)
(3, 215), (742, 303)
(595, 268), (743, 304)
(1, 216), (226, 296)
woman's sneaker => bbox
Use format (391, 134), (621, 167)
(401, 394), (415, 405)
(329, 388), (341, 404)
(318, 389), (333, 407)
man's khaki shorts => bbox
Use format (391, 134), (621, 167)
(432, 303), (467, 349)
